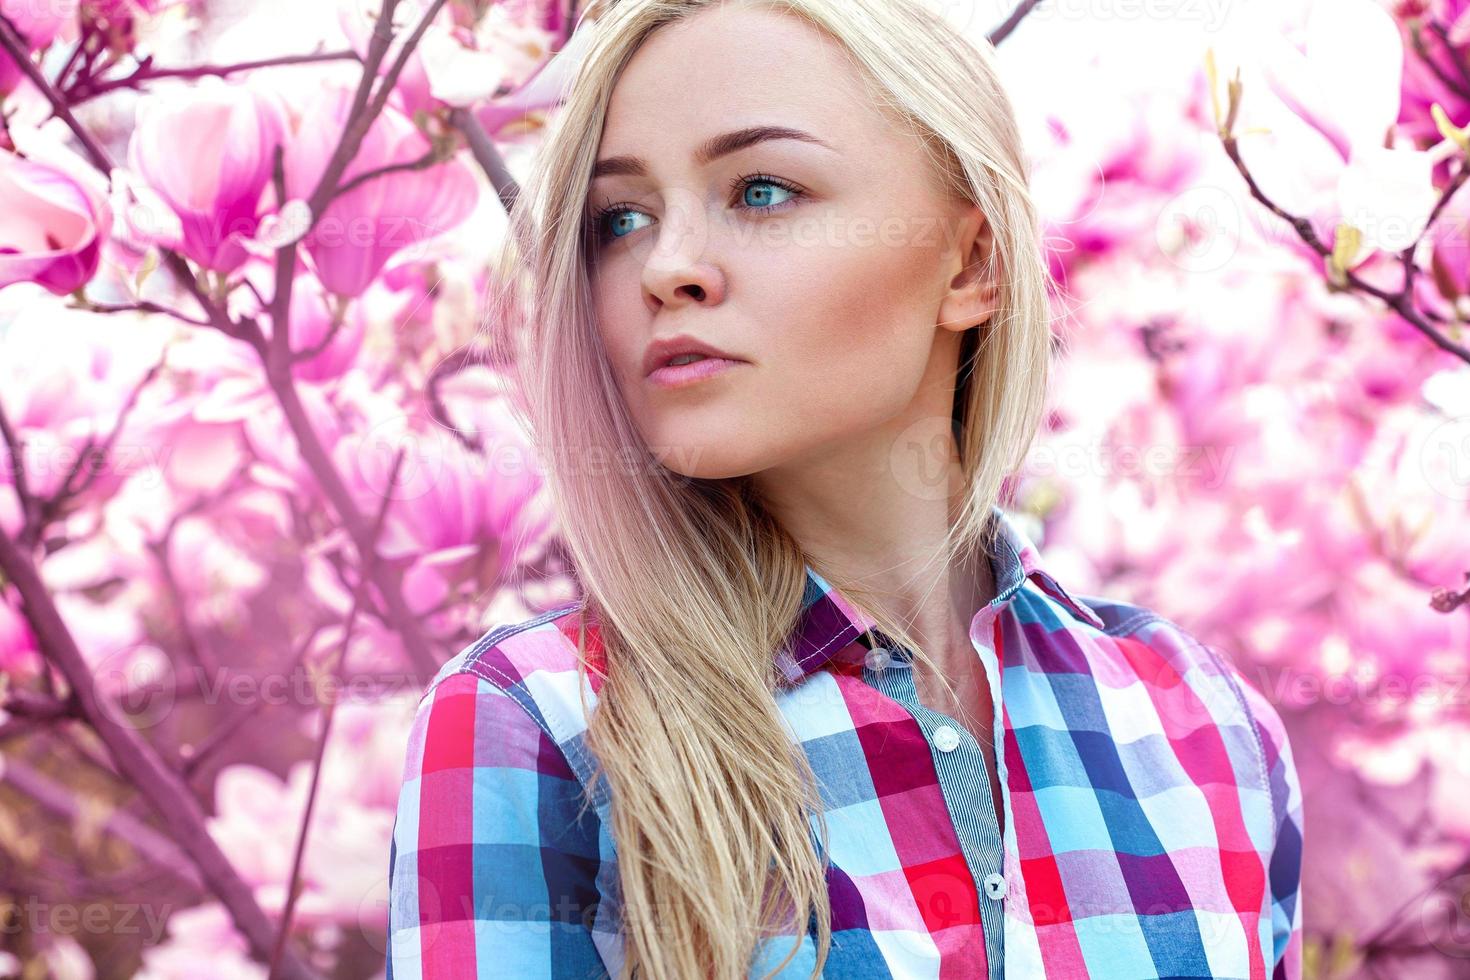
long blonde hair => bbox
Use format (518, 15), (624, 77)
(482, 1), (1052, 976)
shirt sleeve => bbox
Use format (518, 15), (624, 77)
(386, 670), (607, 979)
(1236, 675), (1304, 980)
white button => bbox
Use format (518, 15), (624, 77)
(864, 646), (891, 670)
(983, 872), (1006, 900)
(932, 725), (960, 752)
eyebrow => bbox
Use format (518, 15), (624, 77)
(591, 125), (834, 180)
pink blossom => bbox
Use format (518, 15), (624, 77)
(0, 301), (170, 510)
(261, 275), (367, 382)
(328, 379), (553, 624)
(0, 0), (80, 51)
(0, 145), (112, 295)
(337, 0), (563, 119)
(0, 588), (40, 681)
(136, 903), (265, 980)
(474, 8), (601, 137)
(127, 83), (286, 273)
(208, 700), (412, 928)
(284, 82), (478, 298)
(1231, 0), (1443, 265)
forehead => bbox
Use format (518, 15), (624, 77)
(597, 3), (898, 161)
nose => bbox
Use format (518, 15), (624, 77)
(640, 246), (726, 313)
(638, 187), (725, 313)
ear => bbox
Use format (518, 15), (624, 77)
(936, 203), (1000, 334)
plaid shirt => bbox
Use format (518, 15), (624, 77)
(387, 506), (1304, 979)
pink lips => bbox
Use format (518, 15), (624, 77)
(646, 355), (745, 389)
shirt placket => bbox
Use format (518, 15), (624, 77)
(862, 601), (1011, 980)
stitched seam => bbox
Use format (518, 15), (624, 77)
(1104, 612), (1271, 796)
(795, 624), (861, 669)
(411, 606), (578, 708)
(462, 649), (603, 796)
(458, 658), (596, 781)
(419, 603), (601, 792)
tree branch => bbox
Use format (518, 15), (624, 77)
(66, 49), (360, 104)
(0, 528), (320, 980)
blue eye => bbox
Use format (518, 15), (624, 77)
(599, 208), (653, 241)
(588, 172), (803, 246)
(741, 177), (795, 208)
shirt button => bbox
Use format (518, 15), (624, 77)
(932, 725), (960, 753)
(983, 873), (1007, 900)
(864, 646), (891, 670)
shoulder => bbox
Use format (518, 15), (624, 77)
(421, 602), (605, 714)
(389, 611), (615, 977)
(1068, 591), (1302, 828)
(408, 602), (608, 791)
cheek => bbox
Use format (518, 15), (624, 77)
(741, 282), (937, 452)
(755, 226), (941, 386)
(590, 271), (644, 385)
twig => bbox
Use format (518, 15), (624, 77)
(33, 351), (169, 546)
(1, 689), (72, 722)
(0, 528), (319, 980)
(0, 13), (114, 174)
(2, 756), (204, 891)
(1409, 22), (1470, 105)
(0, 401), (40, 535)
(988, 0), (1046, 47)
(267, 449), (406, 979)
(178, 627), (326, 779)
(54, 25), (92, 94)
(66, 49), (360, 104)
(329, 147), (441, 203)
(448, 106), (519, 213)
(1427, 19), (1470, 98)
(73, 299), (212, 327)
(1220, 133), (1470, 364)
(425, 343), (490, 452)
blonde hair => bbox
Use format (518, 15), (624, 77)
(481, 1), (1052, 976)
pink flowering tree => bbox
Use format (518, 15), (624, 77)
(0, 0), (576, 975)
(0, 0), (1467, 977)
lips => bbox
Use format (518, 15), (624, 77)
(642, 333), (743, 377)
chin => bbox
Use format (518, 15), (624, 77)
(644, 431), (766, 483)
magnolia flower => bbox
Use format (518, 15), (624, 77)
(135, 904), (265, 980)
(338, 0), (563, 117)
(127, 83), (286, 273)
(0, 0), (80, 50)
(0, 145), (113, 295)
(284, 82), (478, 298)
(1228, 0), (1442, 267)
(475, 8), (601, 137)
(0, 0), (80, 94)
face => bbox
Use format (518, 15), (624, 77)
(585, 1), (997, 482)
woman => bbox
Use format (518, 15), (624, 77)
(387, 0), (1304, 977)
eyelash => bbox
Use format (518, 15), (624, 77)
(588, 171), (804, 244)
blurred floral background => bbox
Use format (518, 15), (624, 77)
(0, 0), (1467, 977)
